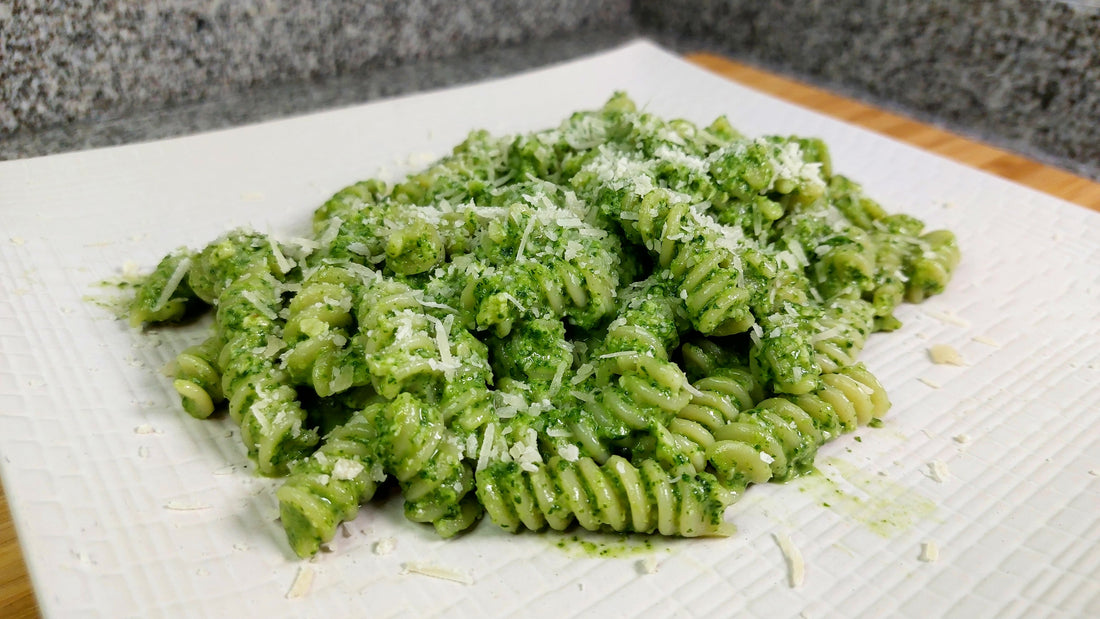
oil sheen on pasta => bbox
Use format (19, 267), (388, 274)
(129, 93), (959, 557)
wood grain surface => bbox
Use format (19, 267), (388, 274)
(1, 51), (1097, 619)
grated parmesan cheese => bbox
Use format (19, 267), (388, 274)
(637, 556), (660, 575)
(515, 215), (537, 262)
(374, 537), (397, 555)
(926, 460), (950, 482)
(151, 257), (191, 312)
(240, 290), (277, 321)
(569, 390), (595, 404)
(928, 344), (966, 366)
(121, 260), (141, 281)
(285, 566), (315, 599)
(164, 500), (210, 511)
(923, 309), (970, 328)
(500, 292), (525, 312)
(549, 359), (568, 396)
(919, 541), (940, 562)
(133, 424), (158, 434)
(401, 561), (473, 585)
(557, 444), (580, 462)
(571, 363), (595, 385)
(427, 315), (459, 381)
(774, 532), (805, 588)
(681, 380), (704, 399)
(953, 434), (971, 444)
(331, 458), (364, 481)
(918, 377), (942, 389)
(476, 422), (497, 472)
(971, 335), (1000, 347)
(269, 238), (294, 274)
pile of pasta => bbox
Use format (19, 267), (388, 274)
(131, 94), (958, 557)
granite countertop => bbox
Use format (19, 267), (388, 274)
(1, 1), (1097, 181)
(0, 28), (641, 160)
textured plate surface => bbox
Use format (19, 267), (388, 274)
(1, 41), (1098, 618)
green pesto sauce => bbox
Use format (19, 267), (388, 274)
(796, 457), (935, 537)
(551, 530), (665, 559)
(85, 277), (144, 320)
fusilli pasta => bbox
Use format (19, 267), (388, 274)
(129, 93), (957, 557)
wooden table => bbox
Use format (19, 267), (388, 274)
(2, 52), (1098, 619)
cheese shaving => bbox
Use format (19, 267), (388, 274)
(774, 532), (805, 588)
(926, 459), (950, 482)
(681, 380), (705, 399)
(476, 422), (497, 472)
(557, 444), (580, 462)
(269, 238), (294, 274)
(919, 541), (940, 562)
(427, 315), (458, 381)
(549, 360), (568, 396)
(401, 562), (473, 585)
(285, 566), (315, 599)
(240, 290), (277, 321)
(515, 215), (537, 262)
(331, 458), (364, 481)
(151, 257), (191, 312)
(569, 390), (595, 404)
(346, 241), (371, 256)
(571, 362), (595, 385)
(164, 500), (211, 511)
(928, 344), (966, 366)
(923, 309), (970, 328)
(374, 537), (397, 555)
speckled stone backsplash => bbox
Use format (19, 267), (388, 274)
(637, 0), (1100, 179)
(0, 0), (631, 132)
(2, 0), (1097, 179)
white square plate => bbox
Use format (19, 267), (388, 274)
(1, 40), (1098, 618)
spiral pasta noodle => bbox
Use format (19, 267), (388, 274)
(662, 365), (762, 473)
(216, 272), (319, 475)
(282, 264), (364, 396)
(477, 456), (735, 537)
(128, 248), (198, 327)
(457, 203), (625, 336)
(276, 403), (387, 558)
(707, 364), (889, 488)
(584, 277), (693, 440)
(172, 335), (224, 419)
(355, 277), (443, 400)
(382, 393), (482, 537)
(905, 230), (961, 303)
